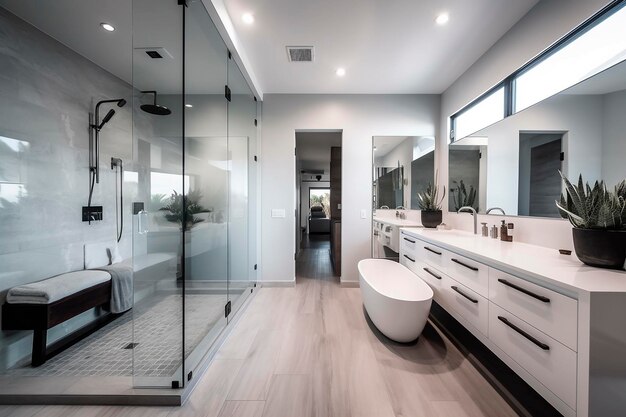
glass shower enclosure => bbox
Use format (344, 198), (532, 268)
(131, 0), (258, 388)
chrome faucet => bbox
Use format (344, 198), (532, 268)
(380, 205), (390, 209)
(486, 207), (506, 215)
(395, 206), (405, 210)
(458, 206), (478, 234)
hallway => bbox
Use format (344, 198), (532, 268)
(297, 234), (335, 282)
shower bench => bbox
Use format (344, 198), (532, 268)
(2, 272), (115, 367)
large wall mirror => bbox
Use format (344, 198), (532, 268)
(373, 136), (435, 210)
(449, 58), (626, 218)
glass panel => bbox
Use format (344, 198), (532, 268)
(132, 0), (184, 388)
(182, 0), (229, 377)
(227, 56), (257, 317)
(514, 4), (626, 112)
(453, 87), (505, 141)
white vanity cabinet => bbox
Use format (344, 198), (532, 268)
(399, 228), (626, 417)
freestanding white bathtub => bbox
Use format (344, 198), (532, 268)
(358, 258), (433, 342)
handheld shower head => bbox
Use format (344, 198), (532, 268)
(97, 109), (116, 130)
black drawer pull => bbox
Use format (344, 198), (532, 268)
(498, 316), (550, 351)
(403, 254), (415, 263)
(451, 258), (479, 271)
(423, 267), (442, 280)
(498, 279), (550, 303)
(424, 246), (442, 256)
(451, 285), (478, 303)
(403, 237), (416, 243)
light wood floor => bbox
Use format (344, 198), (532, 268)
(0, 239), (518, 417)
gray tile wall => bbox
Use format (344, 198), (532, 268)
(0, 7), (136, 370)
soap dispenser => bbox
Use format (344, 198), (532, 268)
(500, 220), (509, 242)
(481, 222), (488, 237)
(507, 222), (515, 242)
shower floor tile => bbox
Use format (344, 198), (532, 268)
(7, 293), (226, 378)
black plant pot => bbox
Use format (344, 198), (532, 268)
(572, 228), (626, 269)
(421, 210), (442, 229)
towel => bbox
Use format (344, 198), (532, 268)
(6, 270), (111, 304)
(93, 263), (134, 314)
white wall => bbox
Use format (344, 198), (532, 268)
(260, 94), (440, 284)
(438, 0), (612, 250)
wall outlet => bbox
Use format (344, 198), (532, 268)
(82, 206), (103, 222)
(360, 209), (367, 219)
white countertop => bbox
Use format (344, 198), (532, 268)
(373, 216), (422, 227)
(400, 227), (626, 294)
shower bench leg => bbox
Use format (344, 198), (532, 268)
(32, 330), (47, 367)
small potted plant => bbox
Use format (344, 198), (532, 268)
(417, 174), (446, 228)
(556, 172), (626, 269)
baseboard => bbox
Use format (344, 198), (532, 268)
(259, 279), (296, 287)
(340, 280), (359, 288)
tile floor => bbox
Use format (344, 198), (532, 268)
(7, 294), (226, 378)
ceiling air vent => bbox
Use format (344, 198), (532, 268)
(134, 47), (174, 59)
(286, 46), (314, 62)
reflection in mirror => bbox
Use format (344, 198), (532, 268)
(450, 58), (626, 218)
(373, 136), (435, 210)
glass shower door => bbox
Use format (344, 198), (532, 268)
(131, 0), (184, 388)
(227, 55), (258, 318)
(182, 0), (230, 380)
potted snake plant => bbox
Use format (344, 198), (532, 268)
(417, 175), (446, 228)
(556, 172), (626, 269)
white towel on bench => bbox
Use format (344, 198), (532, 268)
(6, 270), (111, 304)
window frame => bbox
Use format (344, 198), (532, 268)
(449, 0), (625, 143)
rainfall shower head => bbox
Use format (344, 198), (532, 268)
(140, 91), (171, 115)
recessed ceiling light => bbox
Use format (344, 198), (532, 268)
(336, 68), (346, 77)
(242, 13), (254, 25)
(435, 13), (449, 25)
(100, 22), (115, 32)
(185, 104), (193, 108)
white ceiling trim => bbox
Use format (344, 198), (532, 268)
(204, 0), (264, 99)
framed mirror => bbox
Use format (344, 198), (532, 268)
(373, 136), (435, 210)
(449, 58), (626, 218)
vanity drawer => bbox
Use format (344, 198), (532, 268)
(443, 252), (489, 298)
(400, 249), (420, 274)
(400, 233), (418, 255)
(489, 304), (577, 410)
(489, 269), (578, 351)
(441, 279), (489, 336)
(414, 263), (447, 299)
(416, 242), (447, 270)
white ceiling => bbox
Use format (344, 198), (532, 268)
(223, 0), (539, 94)
(296, 131), (341, 171)
(1, 0), (539, 96)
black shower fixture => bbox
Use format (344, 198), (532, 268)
(87, 97), (127, 220)
(140, 91), (171, 115)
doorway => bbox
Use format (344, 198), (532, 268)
(295, 131), (342, 280)
(518, 132), (564, 217)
